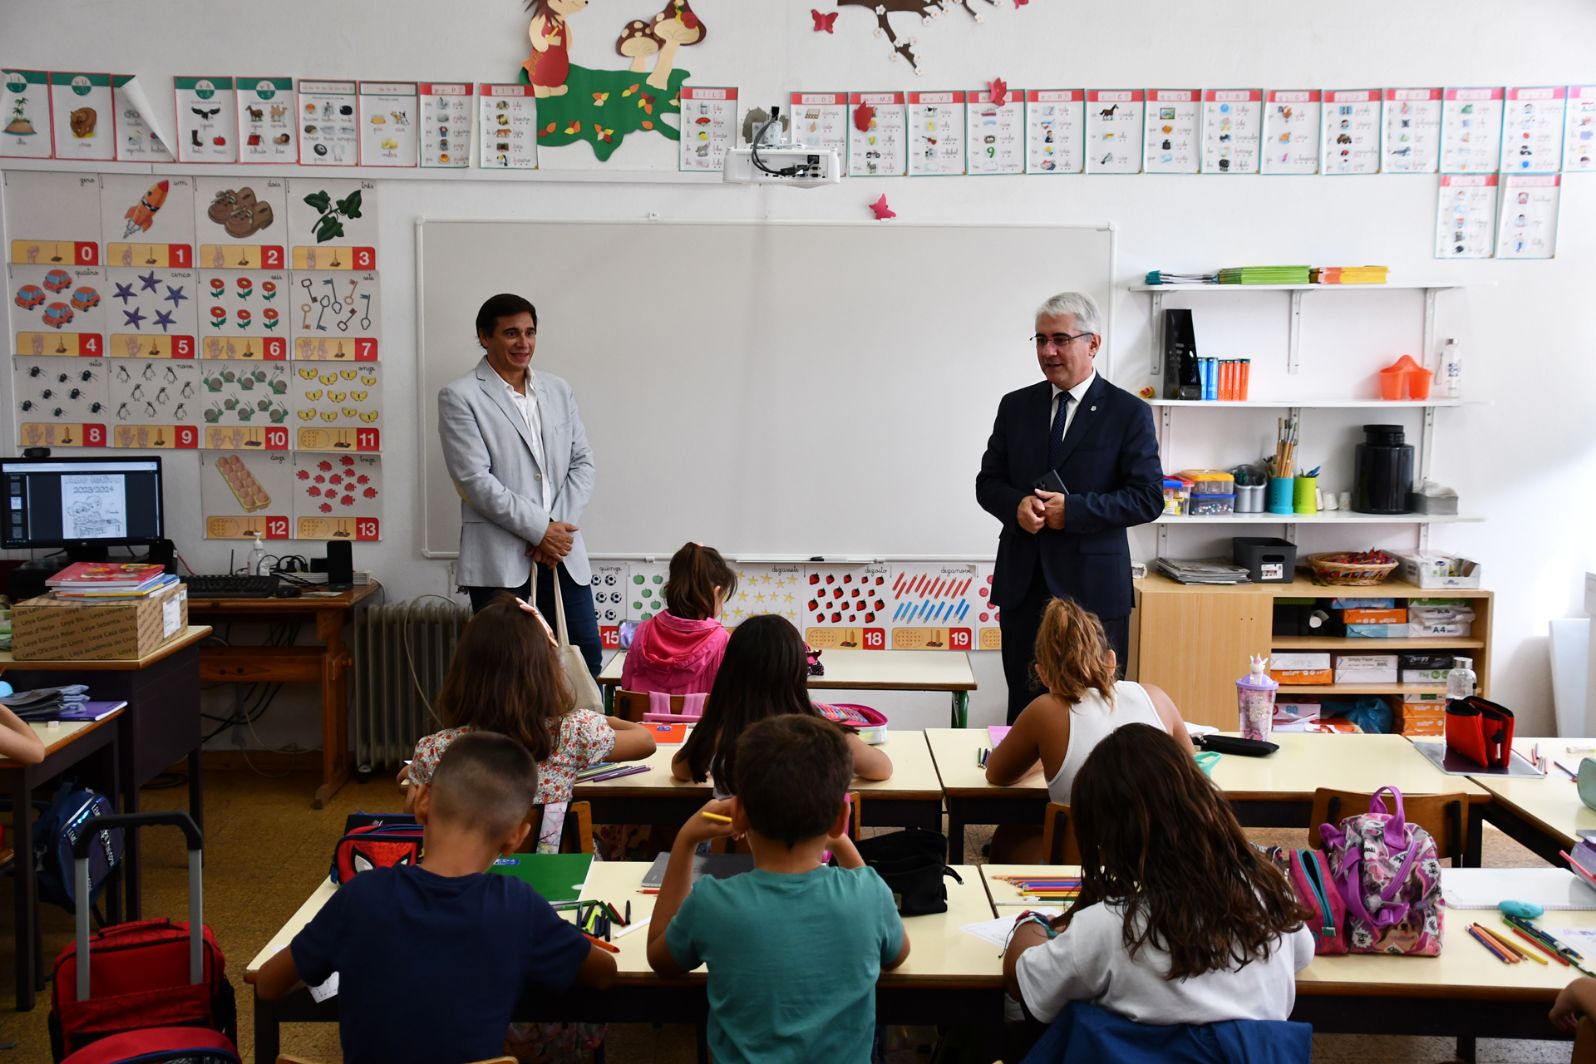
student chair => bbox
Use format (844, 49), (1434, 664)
(1039, 803), (1081, 865)
(1018, 1001), (1310, 1063)
(521, 801), (595, 854)
(614, 689), (705, 723)
(1306, 788), (1468, 864)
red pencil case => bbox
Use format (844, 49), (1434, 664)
(1444, 696), (1515, 769)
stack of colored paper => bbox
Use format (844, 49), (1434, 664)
(46, 562), (177, 598)
(1217, 266), (1312, 285)
(1310, 265), (1390, 284)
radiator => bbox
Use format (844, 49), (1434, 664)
(352, 601), (471, 772)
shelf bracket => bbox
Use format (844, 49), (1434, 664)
(1158, 405), (1175, 460)
(1283, 523), (1298, 546)
(1287, 290), (1304, 375)
(1422, 288), (1438, 370)
(1418, 405), (1436, 482)
(1418, 522), (1432, 553)
(1149, 291), (1164, 375)
(1157, 521), (1169, 556)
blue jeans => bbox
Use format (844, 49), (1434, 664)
(466, 563), (602, 677)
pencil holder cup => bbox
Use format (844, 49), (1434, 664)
(1293, 476), (1318, 514)
(1235, 484), (1265, 513)
(1266, 477), (1295, 515)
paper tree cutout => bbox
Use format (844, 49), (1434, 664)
(869, 195), (896, 221)
(811, 8), (839, 31)
(835, 0), (1001, 70)
(988, 77), (1009, 107)
(853, 101), (876, 132)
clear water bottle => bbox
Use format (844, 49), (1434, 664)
(1438, 338), (1463, 398)
(1447, 656), (1477, 701)
(247, 534), (266, 576)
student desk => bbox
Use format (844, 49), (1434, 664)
(572, 730), (944, 833)
(987, 864), (1583, 1041)
(188, 586), (376, 807)
(0, 624), (211, 922)
(929, 730), (1490, 864)
(0, 712), (123, 1011)
(245, 860), (999, 1062)
(598, 649), (978, 727)
(1468, 737), (1595, 866)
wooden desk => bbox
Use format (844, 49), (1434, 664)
(1471, 737), (1595, 865)
(246, 860), (998, 1062)
(0, 625), (211, 921)
(599, 649), (978, 727)
(573, 730), (944, 833)
(0, 712), (122, 1011)
(188, 586), (376, 807)
(929, 729), (1490, 863)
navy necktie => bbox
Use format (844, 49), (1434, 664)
(1048, 391), (1073, 469)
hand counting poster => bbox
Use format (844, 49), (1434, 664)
(291, 362), (382, 453)
(200, 450), (292, 540)
(291, 270), (380, 361)
(9, 264), (106, 358)
(194, 178), (288, 271)
(1381, 88), (1441, 174)
(1025, 90), (1083, 174)
(103, 266), (197, 361)
(292, 453), (382, 541)
(803, 564), (891, 650)
(198, 269), (289, 361)
(1200, 90), (1261, 174)
(1261, 90), (1320, 174)
(1085, 90), (1143, 173)
(107, 359), (202, 449)
(1321, 89), (1380, 174)
(285, 179), (377, 271)
(199, 362), (290, 450)
(1143, 89), (1199, 174)
(100, 175), (196, 272)
(14, 358), (109, 448)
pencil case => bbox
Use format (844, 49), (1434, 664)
(1193, 734), (1277, 757)
(1444, 696), (1515, 769)
(1287, 848), (1347, 955)
(815, 702), (888, 745)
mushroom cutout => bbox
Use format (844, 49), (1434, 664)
(646, 0), (706, 91)
(616, 20), (660, 73)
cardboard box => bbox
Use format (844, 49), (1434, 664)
(1346, 623), (1413, 639)
(1398, 553), (1482, 589)
(1269, 652), (1332, 685)
(1343, 607), (1408, 625)
(12, 583), (188, 660)
(1401, 695), (1447, 737)
(1334, 654), (1399, 684)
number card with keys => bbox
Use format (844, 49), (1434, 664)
(291, 362), (381, 451)
(293, 453), (381, 540)
(291, 270), (380, 360)
(198, 269), (288, 360)
(201, 450), (292, 539)
(14, 357), (108, 449)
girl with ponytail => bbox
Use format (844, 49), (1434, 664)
(620, 542), (737, 695)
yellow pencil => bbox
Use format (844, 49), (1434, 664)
(700, 811), (733, 824)
(1487, 922), (1548, 964)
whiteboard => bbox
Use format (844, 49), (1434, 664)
(417, 220), (1113, 560)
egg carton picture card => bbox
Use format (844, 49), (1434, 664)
(104, 266), (197, 360)
(291, 270), (380, 360)
(14, 357), (109, 448)
(100, 175), (196, 268)
(198, 269), (289, 360)
(200, 451), (293, 540)
(195, 178), (288, 270)
(292, 453), (382, 542)
(108, 359), (202, 449)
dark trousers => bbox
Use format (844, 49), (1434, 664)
(466, 562), (602, 677)
(999, 581), (1129, 725)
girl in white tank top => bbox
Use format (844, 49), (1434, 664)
(1046, 680), (1166, 804)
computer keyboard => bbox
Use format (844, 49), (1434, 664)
(183, 574), (281, 598)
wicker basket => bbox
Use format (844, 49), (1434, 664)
(1304, 551), (1400, 586)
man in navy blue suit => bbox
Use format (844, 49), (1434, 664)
(976, 292), (1164, 724)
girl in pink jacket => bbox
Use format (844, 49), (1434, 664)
(620, 543), (735, 694)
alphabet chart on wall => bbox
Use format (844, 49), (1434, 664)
(1496, 174), (1559, 259)
(1261, 90), (1320, 174)
(789, 92), (849, 174)
(1435, 174), (1498, 259)
(907, 91), (966, 176)
(1502, 87), (1566, 174)
(965, 87), (1023, 175)
(848, 92), (907, 177)
(1321, 89), (1380, 174)
(1143, 89), (1199, 174)
(1440, 87), (1503, 174)
(1381, 88), (1441, 173)
(1201, 90), (1261, 175)
(679, 86), (737, 172)
(1085, 90), (1143, 173)
(1025, 90), (1083, 174)
(420, 82), (472, 168)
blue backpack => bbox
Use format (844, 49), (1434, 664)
(34, 782), (123, 912)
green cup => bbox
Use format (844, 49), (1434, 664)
(1293, 476), (1318, 514)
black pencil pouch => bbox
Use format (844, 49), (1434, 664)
(1193, 734), (1278, 758)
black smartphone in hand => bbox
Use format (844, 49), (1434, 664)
(1033, 470), (1068, 495)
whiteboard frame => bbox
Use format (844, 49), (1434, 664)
(414, 217), (1117, 562)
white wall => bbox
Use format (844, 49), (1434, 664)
(5, 0), (1595, 745)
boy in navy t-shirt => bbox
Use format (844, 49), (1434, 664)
(256, 731), (615, 1064)
(648, 714), (910, 1064)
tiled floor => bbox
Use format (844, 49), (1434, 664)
(0, 769), (1576, 1062)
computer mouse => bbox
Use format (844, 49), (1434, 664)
(275, 586), (302, 598)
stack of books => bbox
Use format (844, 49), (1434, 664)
(1143, 269), (1218, 285)
(46, 562), (178, 600)
(1217, 265), (1312, 285)
(1310, 265), (1390, 284)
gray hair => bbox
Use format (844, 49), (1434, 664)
(1035, 292), (1101, 336)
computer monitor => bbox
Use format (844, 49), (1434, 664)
(0, 456), (165, 561)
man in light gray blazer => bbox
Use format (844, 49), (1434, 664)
(438, 293), (601, 674)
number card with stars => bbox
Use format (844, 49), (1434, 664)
(198, 269), (289, 360)
(100, 175), (196, 270)
(201, 450), (292, 540)
(292, 453), (381, 541)
(104, 266), (197, 361)
(14, 357), (108, 449)
(723, 564), (804, 633)
(291, 270), (380, 360)
(108, 358), (201, 449)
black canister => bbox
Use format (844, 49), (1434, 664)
(1353, 424), (1414, 514)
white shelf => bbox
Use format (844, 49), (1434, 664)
(1144, 399), (1480, 409)
(1129, 282), (1471, 292)
(1157, 513), (1480, 525)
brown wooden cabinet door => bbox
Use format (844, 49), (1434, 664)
(1133, 589), (1272, 729)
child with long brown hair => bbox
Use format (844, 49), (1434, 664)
(620, 542), (736, 695)
(1005, 723), (1313, 1027)
(984, 597), (1192, 861)
(401, 595), (654, 812)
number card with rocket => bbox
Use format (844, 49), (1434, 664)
(848, 92), (907, 177)
(9, 264), (105, 358)
(1085, 90), (1143, 174)
(293, 453), (382, 541)
(907, 91), (966, 176)
(3, 170), (102, 267)
(1144, 89), (1199, 174)
(0, 70), (53, 159)
(1440, 88), (1504, 174)
(291, 362), (381, 452)
(1566, 86), (1596, 173)
(1321, 89), (1380, 174)
(888, 563), (984, 652)
(1435, 174), (1497, 259)
(286, 179), (377, 271)
(357, 81), (418, 167)
(803, 565), (889, 651)
(199, 362), (290, 449)
(420, 82), (472, 168)
(101, 176), (196, 271)
(194, 179), (287, 271)
(198, 270), (289, 361)
(104, 267), (197, 361)
(107, 359), (201, 449)
(49, 72), (116, 161)
(1201, 90), (1261, 174)
(1381, 89), (1441, 173)
(1261, 90), (1321, 174)
(1025, 90), (1083, 174)
(1496, 174), (1559, 260)
(1502, 87), (1566, 174)
(789, 93), (849, 174)
(679, 86), (737, 172)
(291, 270), (380, 360)
(14, 357), (109, 449)
(297, 80), (359, 166)
(201, 451), (292, 540)
(236, 78), (296, 163)
(174, 77), (238, 163)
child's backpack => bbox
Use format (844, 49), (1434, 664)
(34, 782), (122, 913)
(1319, 786), (1444, 956)
(329, 813), (424, 884)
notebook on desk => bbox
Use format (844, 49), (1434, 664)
(641, 852), (754, 889)
(489, 853), (594, 904)
(1441, 867), (1596, 911)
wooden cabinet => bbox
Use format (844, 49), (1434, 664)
(1132, 574), (1493, 729)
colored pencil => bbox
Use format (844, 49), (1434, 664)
(1505, 924), (1569, 965)
(1466, 925), (1513, 963)
(1480, 924), (1544, 964)
(1470, 923), (1522, 962)
(700, 811), (733, 824)
(637, 888), (660, 894)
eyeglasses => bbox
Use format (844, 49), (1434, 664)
(1032, 331), (1095, 349)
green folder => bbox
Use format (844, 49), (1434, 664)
(488, 853), (594, 903)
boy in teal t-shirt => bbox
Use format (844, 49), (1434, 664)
(648, 714), (910, 1063)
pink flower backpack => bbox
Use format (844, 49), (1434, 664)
(1319, 785), (1444, 956)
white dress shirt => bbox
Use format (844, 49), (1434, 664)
(1049, 370), (1096, 441)
(504, 372), (554, 511)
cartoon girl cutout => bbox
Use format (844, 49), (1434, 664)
(524, 0), (589, 98)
